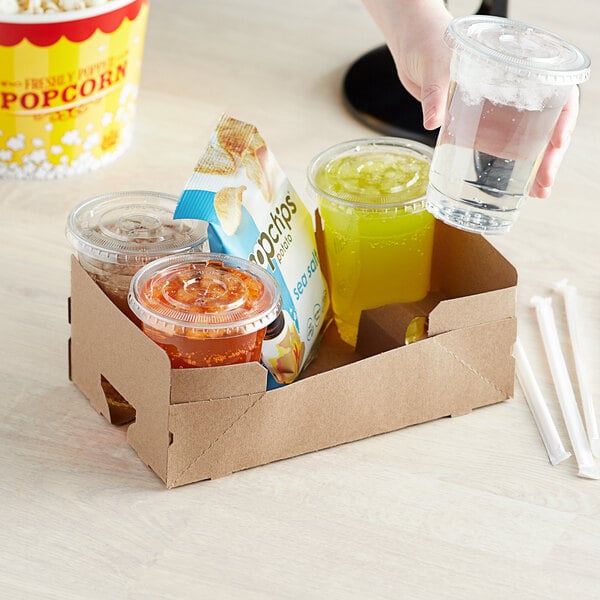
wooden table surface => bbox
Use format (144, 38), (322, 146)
(1, 1), (599, 598)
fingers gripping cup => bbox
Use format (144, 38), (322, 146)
(128, 254), (282, 369)
(66, 191), (209, 320)
(308, 138), (435, 347)
(426, 16), (591, 234)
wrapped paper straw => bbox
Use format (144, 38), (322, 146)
(514, 338), (571, 465)
(553, 279), (600, 457)
(530, 296), (599, 480)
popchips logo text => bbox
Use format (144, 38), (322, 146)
(248, 193), (297, 271)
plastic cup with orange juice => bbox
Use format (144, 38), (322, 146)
(128, 254), (282, 369)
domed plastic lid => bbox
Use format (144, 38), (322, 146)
(128, 253), (282, 337)
(66, 191), (208, 266)
(447, 16), (590, 85)
(307, 137), (432, 208)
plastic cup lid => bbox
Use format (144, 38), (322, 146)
(307, 137), (432, 208)
(128, 253), (282, 337)
(446, 16), (591, 85)
(66, 191), (208, 266)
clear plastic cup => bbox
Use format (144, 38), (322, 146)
(66, 191), (209, 319)
(128, 254), (282, 369)
(426, 16), (591, 234)
(307, 137), (435, 347)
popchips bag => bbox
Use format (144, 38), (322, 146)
(174, 115), (330, 387)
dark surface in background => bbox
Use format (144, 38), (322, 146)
(342, 0), (509, 145)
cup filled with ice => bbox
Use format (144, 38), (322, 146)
(426, 16), (590, 234)
(66, 190), (209, 320)
(307, 137), (435, 346)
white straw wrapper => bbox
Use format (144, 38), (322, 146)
(553, 279), (600, 457)
(530, 296), (599, 480)
(514, 338), (571, 465)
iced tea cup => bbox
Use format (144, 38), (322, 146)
(307, 138), (435, 347)
(127, 254), (282, 369)
(66, 191), (209, 320)
(427, 16), (590, 234)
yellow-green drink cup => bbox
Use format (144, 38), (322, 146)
(307, 137), (435, 347)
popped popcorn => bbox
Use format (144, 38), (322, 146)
(61, 129), (82, 145)
(0, 0), (19, 15)
(0, 0), (112, 13)
(6, 133), (26, 151)
(56, 0), (86, 11)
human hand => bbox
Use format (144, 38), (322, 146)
(529, 86), (579, 198)
(362, 0), (580, 199)
(362, 0), (452, 130)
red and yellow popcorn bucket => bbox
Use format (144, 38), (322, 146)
(0, 0), (148, 178)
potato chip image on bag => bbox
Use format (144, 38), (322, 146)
(242, 131), (273, 202)
(194, 143), (236, 176)
(213, 185), (245, 235)
(174, 114), (330, 388)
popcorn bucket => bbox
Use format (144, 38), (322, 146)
(0, 0), (149, 179)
